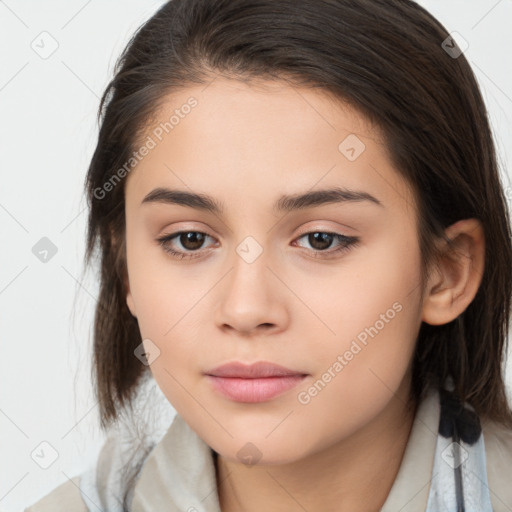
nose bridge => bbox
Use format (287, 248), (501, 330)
(228, 233), (272, 298)
(235, 234), (267, 267)
(214, 232), (286, 332)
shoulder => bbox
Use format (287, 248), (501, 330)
(482, 416), (512, 511)
(24, 475), (88, 512)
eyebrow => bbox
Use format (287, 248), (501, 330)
(141, 186), (383, 214)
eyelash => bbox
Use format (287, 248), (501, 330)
(156, 230), (360, 260)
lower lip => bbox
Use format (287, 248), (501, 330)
(206, 375), (307, 403)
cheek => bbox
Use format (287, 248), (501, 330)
(125, 223), (202, 339)
(297, 231), (423, 412)
(292, 225), (422, 354)
(294, 227), (418, 359)
(125, 243), (213, 395)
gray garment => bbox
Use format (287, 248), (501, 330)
(25, 386), (512, 511)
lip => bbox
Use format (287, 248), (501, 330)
(206, 361), (305, 378)
(205, 361), (308, 403)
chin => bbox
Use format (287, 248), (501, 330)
(207, 432), (312, 467)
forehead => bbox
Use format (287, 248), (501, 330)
(138, 76), (380, 148)
(125, 76), (415, 215)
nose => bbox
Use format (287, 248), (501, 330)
(214, 240), (289, 336)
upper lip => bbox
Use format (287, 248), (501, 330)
(205, 361), (306, 378)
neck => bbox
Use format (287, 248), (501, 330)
(215, 380), (417, 512)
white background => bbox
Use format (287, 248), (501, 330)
(1, 1), (511, 510)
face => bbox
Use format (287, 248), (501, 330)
(123, 76), (425, 465)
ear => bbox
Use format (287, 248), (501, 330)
(421, 219), (485, 326)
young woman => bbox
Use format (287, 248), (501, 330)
(26, 0), (512, 511)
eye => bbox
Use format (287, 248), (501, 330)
(293, 231), (360, 258)
(156, 231), (216, 259)
(156, 230), (360, 260)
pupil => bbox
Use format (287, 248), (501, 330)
(182, 232), (204, 250)
(310, 232), (332, 250)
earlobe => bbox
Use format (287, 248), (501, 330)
(112, 226), (137, 318)
(124, 270), (137, 318)
(421, 219), (485, 326)
(126, 290), (137, 318)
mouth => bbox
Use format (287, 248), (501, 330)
(204, 361), (308, 403)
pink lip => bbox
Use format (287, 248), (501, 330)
(205, 361), (308, 403)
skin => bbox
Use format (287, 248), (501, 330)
(123, 76), (485, 511)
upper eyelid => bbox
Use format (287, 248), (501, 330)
(294, 223), (356, 236)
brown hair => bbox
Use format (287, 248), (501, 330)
(83, 0), (512, 437)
